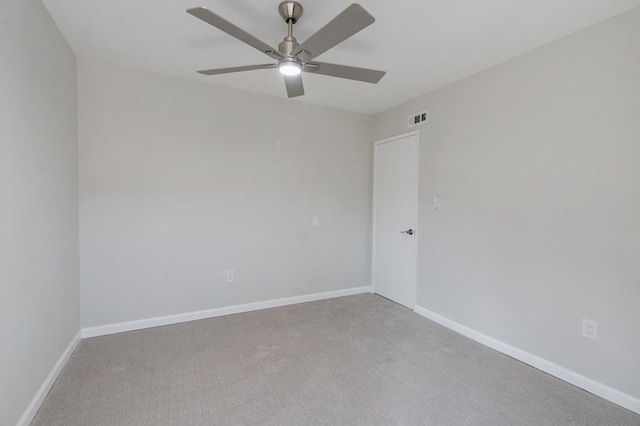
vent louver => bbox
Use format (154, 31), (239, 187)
(408, 110), (428, 128)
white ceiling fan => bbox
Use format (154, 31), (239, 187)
(186, 2), (386, 98)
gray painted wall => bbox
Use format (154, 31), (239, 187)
(0, 0), (79, 424)
(78, 61), (373, 328)
(374, 8), (640, 400)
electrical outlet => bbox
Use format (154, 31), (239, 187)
(312, 216), (319, 227)
(226, 270), (234, 283)
(582, 318), (598, 340)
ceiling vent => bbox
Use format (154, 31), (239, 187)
(408, 110), (428, 128)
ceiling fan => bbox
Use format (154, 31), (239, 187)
(186, 2), (386, 98)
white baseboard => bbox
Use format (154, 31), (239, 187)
(82, 286), (373, 339)
(17, 331), (81, 426)
(413, 305), (640, 415)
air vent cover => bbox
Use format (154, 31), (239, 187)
(408, 110), (428, 128)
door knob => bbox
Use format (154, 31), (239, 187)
(401, 229), (414, 235)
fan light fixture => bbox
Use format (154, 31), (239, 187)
(278, 60), (302, 76)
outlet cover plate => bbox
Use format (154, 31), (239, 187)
(582, 318), (598, 340)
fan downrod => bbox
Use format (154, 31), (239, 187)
(278, 1), (303, 56)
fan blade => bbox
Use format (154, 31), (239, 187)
(187, 7), (283, 60)
(284, 74), (304, 98)
(198, 64), (276, 76)
(292, 4), (375, 62)
(304, 62), (385, 83)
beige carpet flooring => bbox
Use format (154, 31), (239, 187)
(32, 294), (640, 425)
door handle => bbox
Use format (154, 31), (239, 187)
(401, 229), (414, 235)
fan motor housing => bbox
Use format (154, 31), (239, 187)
(278, 38), (299, 56)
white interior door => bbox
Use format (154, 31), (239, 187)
(373, 132), (418, 309)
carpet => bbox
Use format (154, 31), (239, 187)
(32, 294), (640, 425)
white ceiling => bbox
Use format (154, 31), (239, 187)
(43, 0), (640, 114)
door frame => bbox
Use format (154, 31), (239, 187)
(371, 130), (420, 310)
